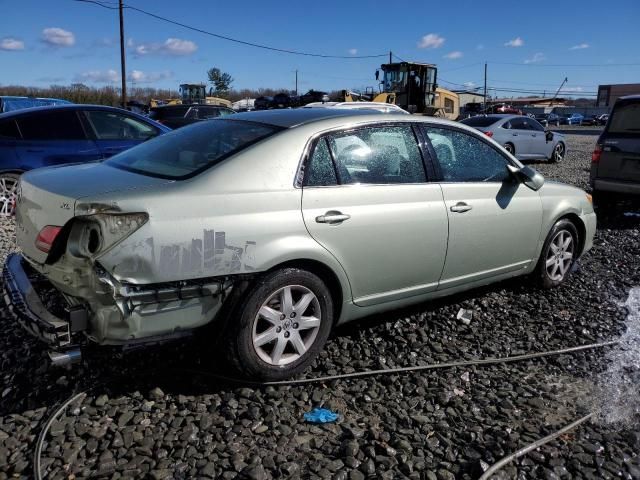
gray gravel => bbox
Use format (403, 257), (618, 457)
(1, 133), (639, 479)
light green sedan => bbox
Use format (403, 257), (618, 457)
(4, 109), (596, 380)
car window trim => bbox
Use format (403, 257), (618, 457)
(298, 121), (430, 188)
(420, 122), (519, 183)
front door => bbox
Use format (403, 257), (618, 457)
(422, 125), (543, 289)
(301, 124), (449, 306)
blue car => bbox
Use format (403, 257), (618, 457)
(0, 96), (72, 113)
(560, 113), (584, 125)
(0, 104), (169, 216)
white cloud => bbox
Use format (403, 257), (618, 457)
(42, 28), (75, 47)
(133, 38), (198, 56)
(75, 69), (119, 83)
(569, 43), (589, 50)
(348, 48), (358, 55)
(504, 37), (524, 47)
(0, 37), (25, 51)
(561, 86), (585, 92)
(524, 52), (546, 64)
(463, 81), (476, 88)
(417, 33), (445, 49)
(127, 70), (173, 83)
(444, 51), (463, 59)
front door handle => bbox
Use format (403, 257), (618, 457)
(512, 133), (519, 136)
(450, 202), (472, 213)
(316, 210), (351, 224)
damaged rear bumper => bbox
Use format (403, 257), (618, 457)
(2, 253), (87, 360)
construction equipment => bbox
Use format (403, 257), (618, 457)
(342, 61), (460, 119)
(179, 84), (232, 108)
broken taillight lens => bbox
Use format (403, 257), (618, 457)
(35, 226), (62, 253)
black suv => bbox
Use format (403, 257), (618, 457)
(299, 89), (330, 105)
(148, 104), (234, 129)
(534, 113), (560, 127)
(590, 95), (640, 205)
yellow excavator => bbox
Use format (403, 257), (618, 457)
(150, 83), (232, 109)
(342, 61), (459, 119)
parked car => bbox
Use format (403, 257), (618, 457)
(0, 96), (72, 113)
(590, 95), (640, 206)
(581, 115), (601, 126)
(486, 104), (523, 115)
(254, 96), (274, 110)
(534, 113), (560, 127)
(303, 101), (409, 114)
(272, 93), (299, 109)
(4, 109), (596, 379)
(149, 104), (235, 129)
(560, 113), (584, 125)
(300, 89), (330, 105)
(460, 114), (567, 162)
(598, 114), (609, 125)
(0, 105), (169, 216)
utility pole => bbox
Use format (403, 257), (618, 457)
(118, 0), (127, 109)
(389, 51), (392, 64)
(295, 70), (298, 96)
(483, 62), (487, 112)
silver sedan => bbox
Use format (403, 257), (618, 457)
(461, 114), (567, 163)
(4, 109), (595, 380)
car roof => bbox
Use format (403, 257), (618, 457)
(0, 103), (136, 119)
(228, 108), (393, 128)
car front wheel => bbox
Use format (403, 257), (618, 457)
(550, 142), (565, 163)
(224, 268), (333, 381)
(535, 219), (579, 288)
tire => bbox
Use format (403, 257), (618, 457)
(503, 143), (515, 155)
(534, 219), (579, 289)
(550, 142), (565, 163)
(0, 172), (20, 217)
(223, 268), (333, 381)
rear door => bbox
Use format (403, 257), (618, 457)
(301, 123), (449, 306)
(14, 110), (102, 169)
(83, 109), (161, 158)
(0, 118), (21, 171)
(596, 100), (640, 183)
(506, 118), (533, 158)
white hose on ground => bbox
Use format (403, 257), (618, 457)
(33, 340), (617, 480)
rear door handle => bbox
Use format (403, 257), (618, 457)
(450, 202), (472, 213)
(512, 133), (518, 136)
(316, 210), (351, 224)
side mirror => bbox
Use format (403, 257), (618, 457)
(507, 164), (545, 191)
(544, 130), (554, 142)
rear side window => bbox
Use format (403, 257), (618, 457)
(17, 111), (86, 140)
(197, 107), (221, 119)
(106, 120), (281, 179)
(149, 106), (190, 120)
(305, 138), (337, 187)
(0, 119), (20, 139)
(326, 125), (426, 185)
(85, 110), (158, 140)
(608, 102), (640, 134)
(424, 126), (510, 182)
(460, 116), (501, 127)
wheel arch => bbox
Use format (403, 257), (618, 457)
(556, 213), (586, 256)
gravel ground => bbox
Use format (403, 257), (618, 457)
(1, 133), (639, 479)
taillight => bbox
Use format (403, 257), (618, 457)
(592, 144), (603, 164)
(35, 226), (62, 253)
(484, 131), (494, 138)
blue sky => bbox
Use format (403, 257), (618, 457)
(1, 0), (640, 99)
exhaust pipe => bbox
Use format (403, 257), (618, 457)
(48, 349), (82, 367)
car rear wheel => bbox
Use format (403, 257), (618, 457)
(503, 143), (515, 155)
(0, 173), (20, 217)
(535, 219), (579, 288)
(223, 268), (333, 381)
(550, 142), (565, 163)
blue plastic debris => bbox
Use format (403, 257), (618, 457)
(303, 407), (339, 423)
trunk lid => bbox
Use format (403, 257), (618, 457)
(16, 162), (172, 264)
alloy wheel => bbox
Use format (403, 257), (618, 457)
(252, 285), (322, 366)
(545, 230), (574, 281)
(0, 175), (18, 217)
(554, 143), (565, 162)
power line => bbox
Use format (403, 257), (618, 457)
(488, 60), (640, 68)
(74, 0), (389, 59)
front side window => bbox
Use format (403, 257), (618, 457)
(326, 125), (426, 185)
(85, 111), (158, 140)
(17, 111), (86, 140)
(106, 120), (281, 179)
(424, 126), (511, 183)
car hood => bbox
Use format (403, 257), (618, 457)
(16, 162), (173, 264)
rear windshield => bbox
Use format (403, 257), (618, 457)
(106, 120), (282, 179)
(608, 102), (640, 134)
(149, 106), (190, 120)
(460, 116), (501, 127)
